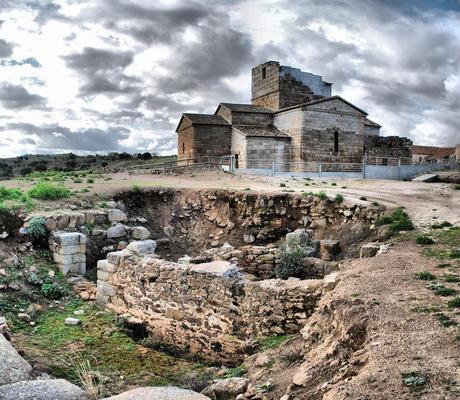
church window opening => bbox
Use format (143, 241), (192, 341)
(334, 131), (339, 153)
(182, 142), (185, 154)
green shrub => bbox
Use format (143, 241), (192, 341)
(359, 196), (367, 201)
(280, 183), (286, 188)
(402, 372), (429, 392)
(87, 178), (94, 184)
(376, 207), (414, 234)
(41, 282), (68, 299)
(334, 194), (344, 203)
(415, 271), (436, 280)
(427, 282), (457, 296)
(435, 313), (457, 327)
(416, 235), (434, 245)
(28, 216), (47, 241)
(28, 182), (70, 200)
(275, 245), (306, 279)
(225, 365), (247, 378)
(453, 185), (460, 190)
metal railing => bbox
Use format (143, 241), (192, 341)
(126, 156), (235, 174)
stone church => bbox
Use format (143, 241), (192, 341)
(176, 61), (411, 169)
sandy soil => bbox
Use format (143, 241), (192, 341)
(3, 170), (459, 226)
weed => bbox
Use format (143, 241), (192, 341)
(412, 305), (440, 313)
(225, 365), (247, 378)
(28, 182), (70, 200)
(427, 282), (457, 296)
(371, 201), (380, 206)
(244, 187), (251, 191)
(402, 372), (429, 392)
(275, 245), (306, 279)
(443, 274), (460, 283)
(41, 282), (68, 299)
(416, 235), (435, 245)
(334, 194), (344, 203)
(132, 185), (142, 192)
(87, 178), (94, 184)
(435, 313), (457, 327)
(280, 183), (286, 188)
(453, 184), (460, 190)
(331, 182), (337, 186)
(71, 358), (101, 400)
(431, 221), (452, 229)
(415, 271), (436, 281)
(316, 191), (327, 200)
(447, 296), (460, 308)
(359, 196), (367, 201)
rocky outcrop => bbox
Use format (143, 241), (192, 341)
(0, 379), (88, 400)
(0, 334), (32, 385)
(96, 241), (325, 363)
(102, 386), (210, 400)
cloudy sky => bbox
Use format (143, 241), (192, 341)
(0, 0), (459, 157)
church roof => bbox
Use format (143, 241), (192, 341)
(364, 118), (381, 128)
(411, 146), (455, 157)
(233, 125), (291, 139)
(217, 103), (273, 114)
(176, 113), (229, 132)
(275, 95), (368, 115)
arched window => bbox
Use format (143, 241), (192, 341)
(182, 142), (185, 154)
(334, 131), (339, 153)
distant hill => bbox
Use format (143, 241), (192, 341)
(0, 152), (177, 178)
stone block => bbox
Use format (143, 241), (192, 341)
(108, 209), (128, 223)
(107, 224), (128, 239)
(126, 240), (157, 255)
(360, 243), (380, 258)
(130, 226), (150, 240)
(52, 232), (86, 246)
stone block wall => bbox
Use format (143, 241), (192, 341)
(365, 136), (412, 159)
(49, 232), (86, 275)
(251, 61), (281, 110)
(192, 125), (232, 159)
(97, 242), (324, 363)
(177, 118), (193, 160)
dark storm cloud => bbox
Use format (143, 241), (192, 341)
(0, 38), (12, 58)
(84, 0), (208, 44)
(63, 47), (138, 95)
(0, 82), (46, 109)
(9, 122), (130, 152)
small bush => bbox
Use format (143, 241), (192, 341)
(275, 245), (306, 279)
(376, 207), (414, 234)
(28, 216), (47, 242)
(280, 183), (286, 187)
(415, 271), (436, 281)
(225, 365), (247, 378)
(359, 196), (367, 201)
(28, 182), (70, 200)
(416, 235), (434, 245)
(453, 184), (460, 190)
(41, 282), (68, 299)
(316, 191), (327, 200)
(427, 282), (457, 297)
(87, 178), (94, 184)
(334, 194), (344, 203)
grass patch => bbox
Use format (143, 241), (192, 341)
(412, 305), (440, 313)
(416, 235), (435, 245)
(427, 282), (457, 296)
(447, 296), (460, 308)
(431, 221), (452, 229)
(28, 182), (71, 200)
(415, 271), (436, 281)
(258, 335), (292, 351)
(435, 313), (457, 327)
(443, 274), (460, 283)
(334, 193), (344, 203)
(225, 364), (247, 378)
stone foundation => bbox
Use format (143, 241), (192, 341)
(49, 232), (86, 275)
(96, 241), (326, 364)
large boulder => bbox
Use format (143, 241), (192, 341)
(285, 229), (319, 257)
(0, 334), (32, 385)
(201, 377), (249, 399)
(130, 226), (150, 240)
(102, 386), (210, 400)
(319, 240), (341, 261)
(0, 379), (87, 400)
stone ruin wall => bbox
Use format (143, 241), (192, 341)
(96, 242), (325, 364)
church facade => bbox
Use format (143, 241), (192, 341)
(176, 61), (411, 169)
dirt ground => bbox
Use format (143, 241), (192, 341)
(2, 169), (459, 226)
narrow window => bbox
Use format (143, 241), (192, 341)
(182, 142), (185, 154)
(262, 66), (266, 79)
(334, 131), (339, 153)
